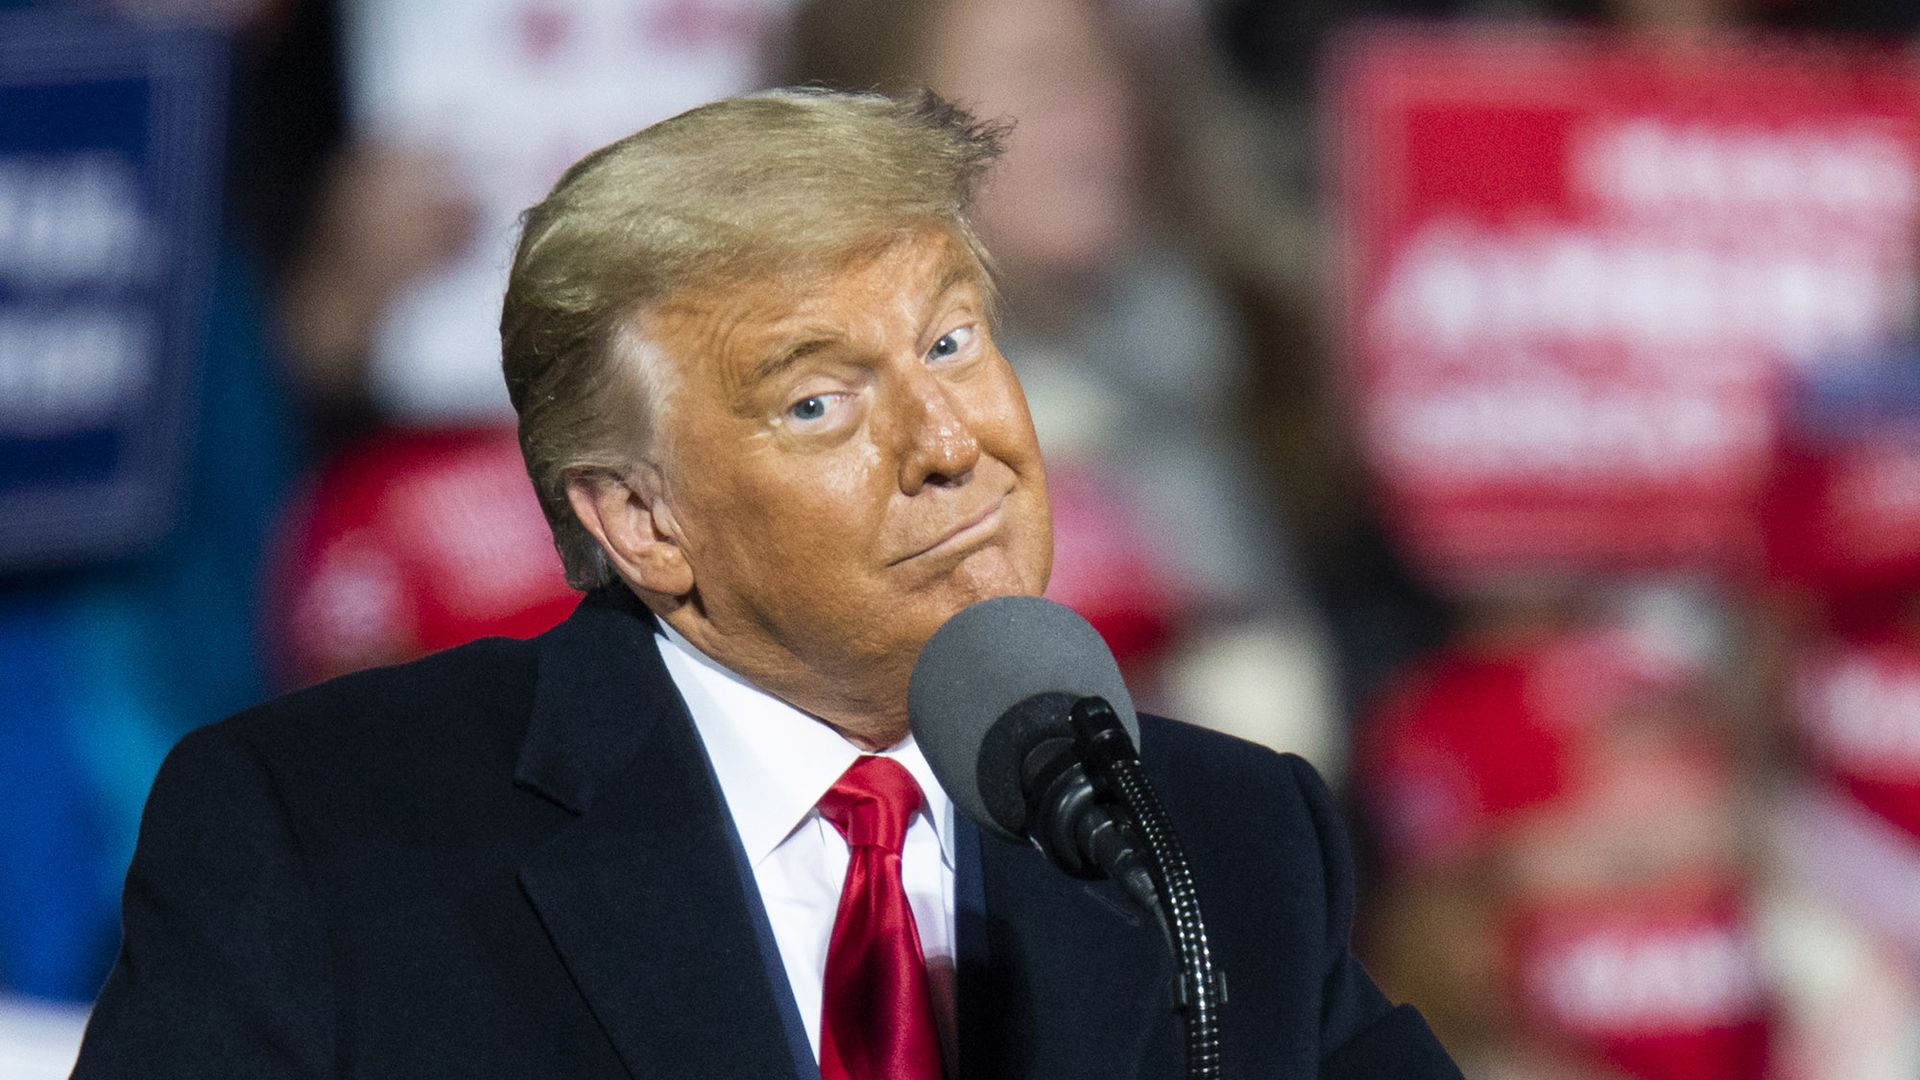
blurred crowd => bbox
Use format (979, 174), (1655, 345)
(6, 0), (1920, 1076)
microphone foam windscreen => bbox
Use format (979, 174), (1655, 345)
(908, 595), (1138, 840)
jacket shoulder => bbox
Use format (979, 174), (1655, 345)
(1133, 713), (1357, 959)
(224, 634), (533, 736)
(1135, 712), (1329, 804)
(1134, 715), (1461, 1074)
(190, 635), (542, 818)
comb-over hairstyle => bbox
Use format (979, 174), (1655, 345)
(502, 88), (1008, 590)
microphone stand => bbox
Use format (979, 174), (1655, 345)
(1069, 697), (1226, 1080)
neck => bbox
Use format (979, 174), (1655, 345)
(821, 716), (907, 753)
(656, 607), (911, 752)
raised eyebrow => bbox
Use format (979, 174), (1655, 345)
(918, 263), (984, 337)
(748, 335), (838, 388)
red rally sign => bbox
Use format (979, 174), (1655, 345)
(1331, 27), (1920, 586)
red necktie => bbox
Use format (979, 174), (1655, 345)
(816, 756), (944, 1080)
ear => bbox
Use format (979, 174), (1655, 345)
(565, 465), (695, 601)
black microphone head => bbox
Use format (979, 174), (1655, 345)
(908, 595), (1138, 842)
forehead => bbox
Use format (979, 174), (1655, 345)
(641, 229), (988, 382)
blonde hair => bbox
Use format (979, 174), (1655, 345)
(502, 88), (1007, 590)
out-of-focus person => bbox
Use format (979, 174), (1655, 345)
(1766, 594), (1920, 1080)
(269, 426), (580, 687)
(1755, 351), (1920, 1079)
(1360, 614), (1779, 1080)
(279, 0), (796, 423)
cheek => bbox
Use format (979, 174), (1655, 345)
(810, 440), (892, 503)
(718, 444), (890, 561)
(970, 365), (1052, 587)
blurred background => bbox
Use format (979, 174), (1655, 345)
(5, 0), (1920, 1075)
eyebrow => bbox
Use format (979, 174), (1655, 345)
(913, 259), (985, 341)
(743, 258), (984, 389)
(747, 335), (837, 388)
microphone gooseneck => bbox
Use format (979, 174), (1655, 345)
(907, 595), (1225, 1080)
(1069, 697), (1224, 1079)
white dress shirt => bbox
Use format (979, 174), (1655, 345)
(654, 624), (958, 1068)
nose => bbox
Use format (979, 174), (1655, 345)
(894, 368), (982, 495)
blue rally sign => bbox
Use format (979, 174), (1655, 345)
(0, 13), (224, 571)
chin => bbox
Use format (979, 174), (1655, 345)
(941, 545), (1046, 608)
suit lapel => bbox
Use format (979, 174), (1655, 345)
(513, 589), (815, 1080)
(958, 817), (1178, 1080)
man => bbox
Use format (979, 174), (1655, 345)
(72, 89), (1459, 1078)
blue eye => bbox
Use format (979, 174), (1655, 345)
(789, 395), (829, 421)
(928, 326), (973, 361)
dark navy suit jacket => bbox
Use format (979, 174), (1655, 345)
(72, 586), (1460, 1078)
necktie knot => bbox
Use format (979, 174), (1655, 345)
(818, 756), (923, 853)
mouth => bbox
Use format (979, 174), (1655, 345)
(891, 493), (1009, 566)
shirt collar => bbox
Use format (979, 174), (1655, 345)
(654, 620), (956, 870)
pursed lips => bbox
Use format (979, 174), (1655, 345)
(890, 492), (1010, 566)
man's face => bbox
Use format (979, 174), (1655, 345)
(642, 227), (1053, 720)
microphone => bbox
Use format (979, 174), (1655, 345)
(908, 594), (1227, 1079)
(906, 595), (1159, 916)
